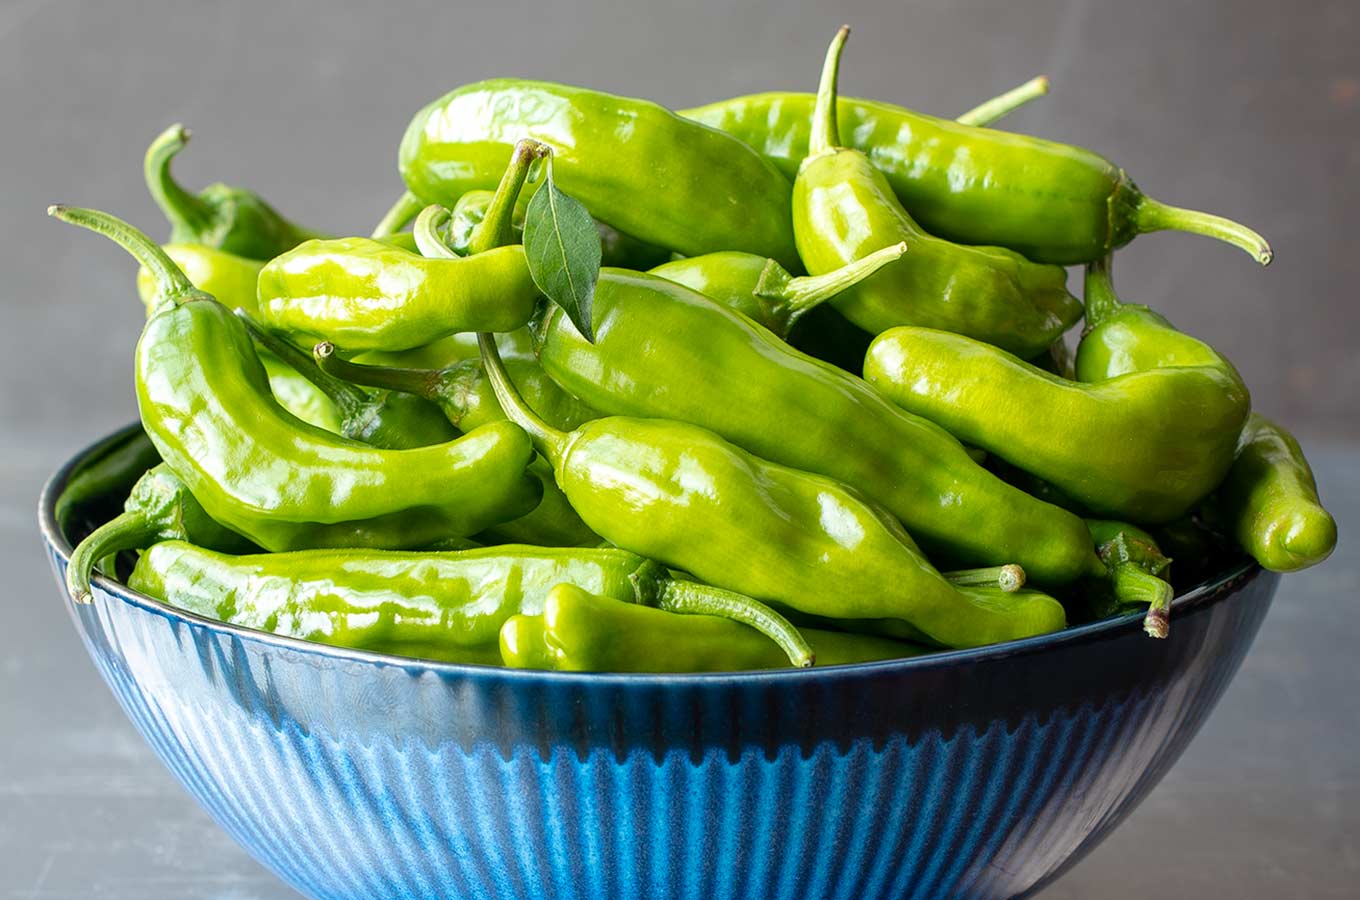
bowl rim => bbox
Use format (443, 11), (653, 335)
(40, 422), (1264, 685)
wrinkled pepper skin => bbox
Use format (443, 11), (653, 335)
(398, 79), (800, 267)
(482, 341), (1068, 649)
(791, 29), (1082, 359)
(135, 243), (341, 432)
(128, 542), (672, 667)
(501, 584), (927, 672)
(531, 270), (1103, 584)
(864, 325), (1248, 523)
(52, 206), (541, 552)
(256, 237), (538, 351)
(1215, 414), (1337, 572)
(449, 188), (672, 270)
(144, 124), (327, 260)
(66, 464), (255, 602)
(681, 92), (1270, 266)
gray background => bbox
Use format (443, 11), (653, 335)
(1, 0), (1355, 897)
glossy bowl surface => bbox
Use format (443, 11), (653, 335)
(40, 425), (1280, 900)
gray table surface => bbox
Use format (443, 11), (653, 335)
(3, 0), (1357, 897)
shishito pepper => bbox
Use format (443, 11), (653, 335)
(129, 541), (812, 667)
(864, 256), (1250, 523)
(682, 44), (1271, 266)
(791, 28), (1083, 359)
(501, 584), (928, 672)
(49, 205), (541, 552)
(478, 334), (1066, 649)
(143, 124), (326, 260)
(1214, 414), (1337, 572)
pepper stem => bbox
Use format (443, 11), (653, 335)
(370, 190), (425, 239)
(755, 241), (907, 334)
(808, 25), (850, 158)
(48, 205), (200, 306)
(1082, 254), (1124, 329)
(237, 314), (368, 416)
(477, 332), (569, 465)
(313, 342), (439, 404)
(657, 579), (814, 668)
(413, 205), (459, 260)
(467, 139), (551, 255)
(944, 564), (1027, 593)
(956, 75), (1050, 128)
(1135, 196), (1272, 266)
(143, 124), (216, 241)
(67, 512), (159, 604)
(1108, 564), (1175, 639)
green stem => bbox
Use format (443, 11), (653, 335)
(67, 512), (159, 604)
(476, 332), (569, 465)
(238, 314), (368, 415)
(1082, 253), (1124, 329)
(48, 205), (198, 304)
(1108, 563), (1174, 639)
(413, 205), (458, 260)
(1135, 197), (1272, 266)
(370, 190), (425, 239)
(808, 25), (850, 158)
(143, 124), (215, 239)
(955, 75), (1050, 127)
(467, 139), (551, 255)
(755, 241), (907, 330)
(313, 342), (439, 403)
(945, 564), (1026, 593)
(657, 580), (814, 668)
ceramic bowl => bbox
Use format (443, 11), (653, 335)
(40, 425), (1280, 900)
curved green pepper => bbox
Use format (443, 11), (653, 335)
(681, 53), (1271, 266)
(54, 430), (161, 536)
(239, 315), (458, 450)
(144, 124), (326, 260)
(865, 257), (1249, 523)
(480, 335), (1066, 649)
(648, 243), (905, 339)
(50, 205), (541, 552)
(530, 269), (1103, 584)
(130, 541), (811, 667)
(398, 79), (799, 267)
(1214, 414), (1337, 572)
(792, 29), (1083, 359)
(66, 465), (255, 603)
(502, 584), (928, 672)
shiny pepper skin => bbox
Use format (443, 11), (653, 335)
(398, 79), (800, 267)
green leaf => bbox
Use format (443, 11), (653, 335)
(522, 159), (602, 342)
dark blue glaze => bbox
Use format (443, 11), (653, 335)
(39, 426), (1279, 900)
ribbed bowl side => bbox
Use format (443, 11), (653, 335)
(46, 538), (1277, 900)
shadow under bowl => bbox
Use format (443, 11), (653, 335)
(39, 425), (1280, 900)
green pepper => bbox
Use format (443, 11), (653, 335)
(54, 429), (162, 536)
(791, 29), (1083, 359)
(480, 334), (1066, 649)
(1083, 519), (1175, 637)
(50, 205), (541, 552)
(647, 243), (905, 339)
(529, 269), (1103, 585)
(239, 314), (459, 450)
(314, 342), (600, 549)
(1214, 414), (1337, 572)
(501, 583), (928, 672)
(130, 541), (812, 667)
(144, 124), (326, 260)
(66, 465), (255, 603)
(398, 79), (799, 267)
(864, 256), (1250, 523)
(682, 53), (1271, 266)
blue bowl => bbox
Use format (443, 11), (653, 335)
(40, 426), (1280, 900)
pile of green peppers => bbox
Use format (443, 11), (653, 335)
(53, 26), (1334, 674)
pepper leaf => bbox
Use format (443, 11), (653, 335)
(522, 158), (602, 342)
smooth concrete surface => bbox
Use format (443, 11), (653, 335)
(2, 1), (1356, 897)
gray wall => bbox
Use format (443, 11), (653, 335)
(2, 0), (1356, 450)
